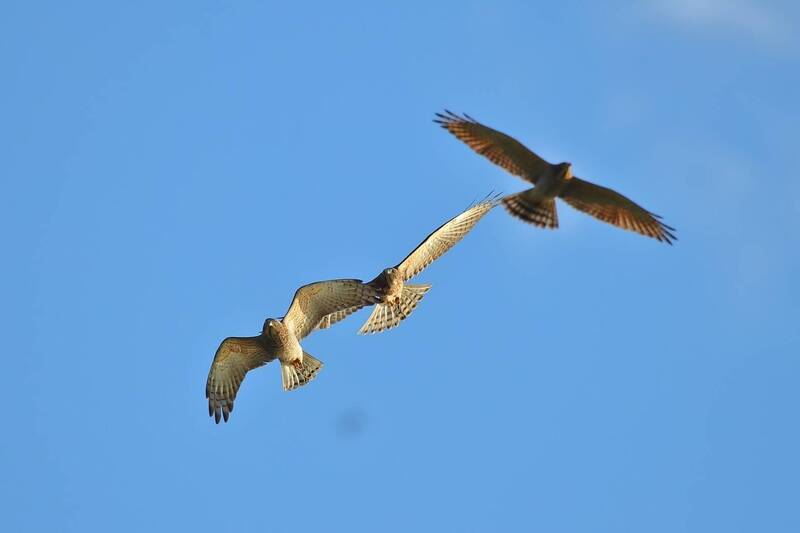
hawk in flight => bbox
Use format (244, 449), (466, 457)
(205, 279), (381, 423)
(317, 197), (497, 335)
(435, 111), (676, 244)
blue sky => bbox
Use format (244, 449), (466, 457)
(2, 1), (799, 531)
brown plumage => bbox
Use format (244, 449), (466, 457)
(205, 279), (381, 423)
(435, 111), (676, 244)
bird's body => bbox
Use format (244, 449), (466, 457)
(266, 318), (303, 368)
(532, 162), (572, 197)
(370, 267), (405, 307)
(358, 267), (430, 334)
(435, 111), (676, 243)
(205, 279), (381, 423)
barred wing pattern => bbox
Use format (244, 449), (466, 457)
(560, 177), (677, 244)
(396, 198), (497, 280)
(205, 336), (275, 423)
(434, 110), (550, 184)
(315, 307), (359, 331)
(284, 279), (381, 340)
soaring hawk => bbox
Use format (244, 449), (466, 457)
(435, 111), (676, 244)
(317, 197), (497, 335)
(205, 279), (381, 423)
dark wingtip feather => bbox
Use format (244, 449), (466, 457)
(434, 110), (458, 127)
(658, 221), (677, 244)
(646, 210), (677, 244)
(434, 109), (479, 128)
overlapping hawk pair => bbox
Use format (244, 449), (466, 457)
(206, 197), (496, 423)
(206, 112), (676, 423)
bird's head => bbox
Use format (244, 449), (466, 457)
(384, 267), (399, 277)
(262, 318), (282, 337)
(557, 162), (573, 180)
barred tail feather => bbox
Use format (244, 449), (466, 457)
(501, 192), (558, 229)
(358, 284), (431, 334)
(281, 352), (323, 391)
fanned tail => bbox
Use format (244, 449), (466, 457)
(358, 284), (431, 335)
(501, 190), (558, 229)
(281, 351), (323, 391)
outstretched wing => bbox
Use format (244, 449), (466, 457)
(560, 177), (677, 244)
(205, 336), (275, 423)
(434, 110), (551, 184)
(396, 197), (497, 280)
(284, 280), (381, 340)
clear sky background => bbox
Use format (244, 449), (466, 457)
(2, 1), (799, 531)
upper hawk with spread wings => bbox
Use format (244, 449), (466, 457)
(205, 279), (381, 423)
(435, 111), (676, 244)
(317, 196), (498, 335)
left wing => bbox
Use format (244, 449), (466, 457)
(284, 280), (381, 340)
(315, 306), (362, 332)
(559, 177), (676, 244)
(396, 197), (497, 280)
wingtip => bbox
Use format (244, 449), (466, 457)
(435, 109), (466, 123)
(657, 230), (677, 245)
(659, 224), (678, 244)
(475, 190), (504, 208)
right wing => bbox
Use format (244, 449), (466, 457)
(434, 110), (551, 184)
(205, 336), (275, 423)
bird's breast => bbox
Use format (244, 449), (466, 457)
(535, 170), (569, 198)
(387, 273), (405, 297)
(274, 328), (303, 363)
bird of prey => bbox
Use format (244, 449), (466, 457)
(435, 111), (676, 244)
(205, 279), (382, 423)
(317, 197), (498, 335)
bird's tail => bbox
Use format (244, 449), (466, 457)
(358, 284), (432, 334)
(281, 352), (323, 391)
(501, 190), (559, 229)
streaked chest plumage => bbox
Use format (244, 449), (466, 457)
(270, 322), (303, 363)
